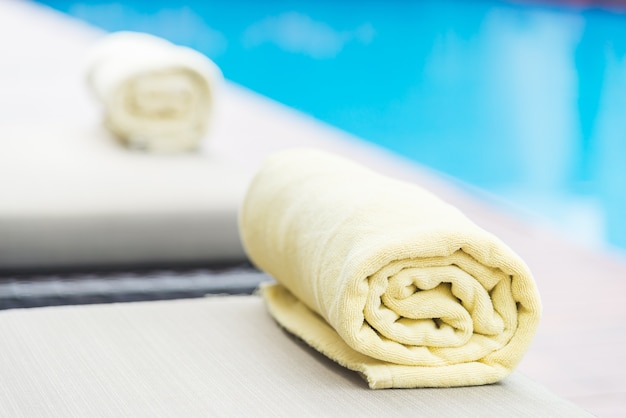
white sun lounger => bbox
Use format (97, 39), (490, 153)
(0, 294), (592, 417)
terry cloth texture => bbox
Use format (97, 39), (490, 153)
(85, 31), (222, 153)
(239, 149), (542, 389)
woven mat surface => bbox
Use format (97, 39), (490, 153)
(0, 264), (269, 309)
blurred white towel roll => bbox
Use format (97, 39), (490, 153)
(85, 31), (222, 153)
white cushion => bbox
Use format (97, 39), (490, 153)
(0, 125), (249, 269)
(0, 295), (592, 417)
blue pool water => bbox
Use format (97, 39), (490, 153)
(39, 0), (626, 252)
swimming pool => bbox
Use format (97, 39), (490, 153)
(38, 0), (626, 253)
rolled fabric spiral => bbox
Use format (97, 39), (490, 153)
(85, 31), (222, 153)
(239, 148), (542, 388)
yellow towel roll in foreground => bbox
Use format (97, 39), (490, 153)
(85, 32), (222, 153)
(240, 149), (541, 389)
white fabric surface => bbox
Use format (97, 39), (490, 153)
(0, 125), (248, 269)
(0, 295), (592, 417)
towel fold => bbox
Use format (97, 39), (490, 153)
(240, 149), (541, 388)
(85, 32), (222, 153)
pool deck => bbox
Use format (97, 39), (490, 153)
(2, 0), (625, 416)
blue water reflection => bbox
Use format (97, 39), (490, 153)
(38, 0), (626, 250)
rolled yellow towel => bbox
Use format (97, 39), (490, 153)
(85, 31), (222, 153)
(240, 149), (541, 389)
